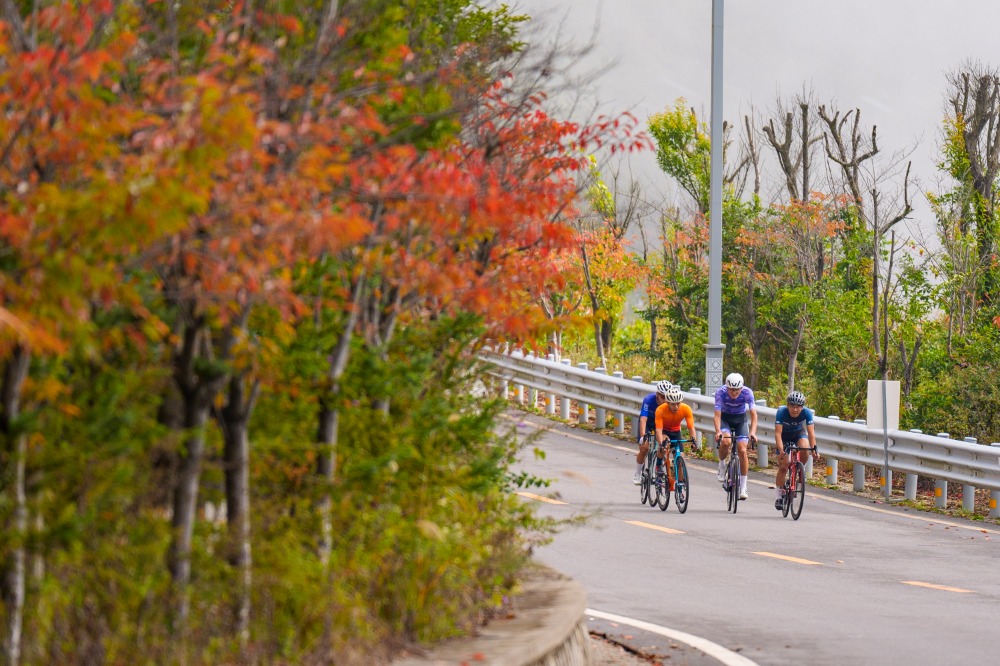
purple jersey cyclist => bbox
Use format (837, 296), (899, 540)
(713, 372), (758, 501)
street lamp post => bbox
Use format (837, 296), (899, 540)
(705, 0), (725, 394)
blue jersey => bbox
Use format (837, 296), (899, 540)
(775, 405), (814, 438)
(714, 386), (756, 416)
(639, 393), (660, 418)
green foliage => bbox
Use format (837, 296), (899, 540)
(648, 99), (711, 212)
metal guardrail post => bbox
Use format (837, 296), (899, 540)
(517, 382), (525, 404)
(560, 359), (572, 420)
(825, 458), (838, 485)
(545, 355), (557, 414)
(962, 437), (978, 512)
(755, 399), (769, 467)
(904, 429), (921, 500)
(935, 433), (950, 508)
(593, 368), (607, 428)
(689, 387), (702, 395)
(612, 372), (625, 434)
(500, 377), (509, 400)
(630, 376), (643, 437)
(576, 363), (590, 423)
(991, 443), (1000, 518)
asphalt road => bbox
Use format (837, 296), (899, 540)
(509, 411), (1000, 666)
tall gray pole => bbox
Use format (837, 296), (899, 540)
(705, 0), (725, 394)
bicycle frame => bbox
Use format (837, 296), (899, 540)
(781, 442), (814, 520)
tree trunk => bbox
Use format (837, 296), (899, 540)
(1, 346), (29, 666)
(219, 373), (258, 652)
(787, 316), (806, 391)
(169, 392), (211, 648)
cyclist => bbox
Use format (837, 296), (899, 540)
(633, 380), (673, 484)
(713, 372), (758, 500)
(774, 390), (820, 510)
(653, 387), (698, 491)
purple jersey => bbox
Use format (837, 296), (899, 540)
(714, 386), (756, 415)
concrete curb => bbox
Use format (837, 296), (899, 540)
(392, 563), (590, 665)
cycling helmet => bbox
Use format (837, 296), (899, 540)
(787, 390), (806, 406)
(724, 373), (744, 390)
(664, 387), (684, 404)
(655, 380), (673, 395)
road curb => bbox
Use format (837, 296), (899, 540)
(392, 562), (590, 665)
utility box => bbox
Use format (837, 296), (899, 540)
(866, 380), (900, 430)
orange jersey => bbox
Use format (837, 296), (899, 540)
(654, 402), (695, 433)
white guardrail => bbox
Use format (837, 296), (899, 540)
(481, 348), (1000, 517)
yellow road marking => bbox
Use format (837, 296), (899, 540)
(752, 551), (823, 566)
(507, 412), (1000, 536)
(901, 581), (974, 594)
(516, 491), (567, 505)
(625, 520), (685, 535)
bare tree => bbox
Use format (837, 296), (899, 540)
(946, 62), (1000, 301)
(819, 105), (914, 379)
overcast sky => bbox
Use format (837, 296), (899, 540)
(509, 0), (1000, 240)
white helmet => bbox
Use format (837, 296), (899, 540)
(664, 387), (684, 404)
(724, 373), (744, 390)
(655, 380), (673, 395)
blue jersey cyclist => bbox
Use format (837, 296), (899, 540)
(713, 372), (758, 500)
(633, 380), (673, 484)
(774, 390), (820, 510)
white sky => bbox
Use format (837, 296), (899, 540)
(509, 0), (1000, 240)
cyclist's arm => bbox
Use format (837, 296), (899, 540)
(749, 406), (758, 439)
(654, 411), (665, 447)
(807, 423), (819, 458)
(713, 409), (722, 440)
(684, 413), (696, 445)
(775, 423), (784, 454)
(638, 415), (648, 443)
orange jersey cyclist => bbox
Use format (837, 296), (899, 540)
(653, 387), (698, 491)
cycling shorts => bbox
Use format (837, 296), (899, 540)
(719, 414), (749, 441)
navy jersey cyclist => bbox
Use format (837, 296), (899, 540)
(633, 380), (673, 484)
(774, 390), (820, 509)
(713, 372), (758, 500)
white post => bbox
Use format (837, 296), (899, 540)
(560, 359), (571, 420)
(935, 432), (950, 508)
(962, 437), (977, 512)
(991, 443), (1000, 518)
(905, 429), (921, 500)
(754, 399), (768, 467)
(613, 372), (625, 434)
(594, 368), (607, 428)
(577, 363), (590, 424)
(825, 459), (838, 485)
(630, 376), (643, 438)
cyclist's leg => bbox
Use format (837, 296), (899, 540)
(634, 421), (649, 483)
(717, 427), (732, 481)
(775, 436), (794, 508)
(731, 418), (750, 497)
(796, 435), (811, 465)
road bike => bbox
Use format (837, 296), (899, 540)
(719, 433), (755, 514)
(657, 438), (694, 513)
(779, 442), (815, 520)
(639, 430), (662, 508)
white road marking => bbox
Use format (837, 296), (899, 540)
(585, 608), (761, 666)
(753, 551), (823, 566)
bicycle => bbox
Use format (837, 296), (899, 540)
(719, 433), (755, 514)
(779, 442), (815, 520)
(657, 438), (694, 513)
(638, 430), (662, 508)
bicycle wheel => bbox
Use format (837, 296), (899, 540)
(789, 461), (806, 520)
(728, 457), (740, 513)
(674, 457), (689, 514)
(640, 464), (650, 505)
(781, 478), (792, 518)
(657, 461), (670, 511)
(650, 467), (662, 509)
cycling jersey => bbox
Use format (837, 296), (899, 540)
(714, 386), (756, 416)
(775, 405), (814, 441)
(654, 403), (695, 436)
(637, 393), (660, 442)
